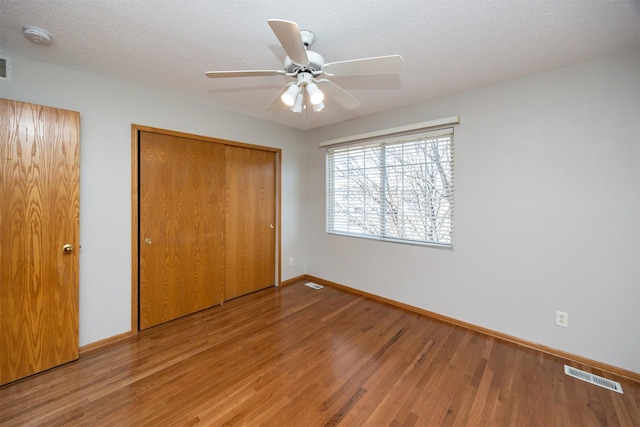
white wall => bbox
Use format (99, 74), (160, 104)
(2, 50), (638, 374)
(0, 52), (309, 346)
(305, 51), (640, 373)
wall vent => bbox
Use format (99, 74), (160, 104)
(0, 55), (12, 81)
(564, 365), (623, 394)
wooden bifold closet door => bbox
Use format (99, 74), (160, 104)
(0, 99), (80, 386)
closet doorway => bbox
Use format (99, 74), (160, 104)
(132, 126), (280, 330)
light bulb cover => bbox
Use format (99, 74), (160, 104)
(312, 102), (325, 112)
(291, 92), (304, 113)
(281, 84), (300, 107)
(307, 82), (324, 106)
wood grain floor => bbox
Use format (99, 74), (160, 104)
(1, 280), (638, 426)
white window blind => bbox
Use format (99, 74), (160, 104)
(326, 128), (454, 247)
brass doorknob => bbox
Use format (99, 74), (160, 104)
(62, 244), (74, 254)
(269, 224), (275, 229)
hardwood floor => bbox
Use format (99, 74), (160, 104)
(1, 280), (639, 426)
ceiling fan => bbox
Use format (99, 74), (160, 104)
(205, 19), (403, 113)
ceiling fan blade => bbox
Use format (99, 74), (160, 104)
(316, 79), (361, 110)
(322, 55), (404, 77)
(206, 70), (286, 78)
(267, 19), (309, 66)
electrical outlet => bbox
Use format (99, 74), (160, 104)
(556, 311), (568, 328)
(289, 257), (294, 266)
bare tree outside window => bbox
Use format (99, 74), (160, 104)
(327, 130), (453, 247)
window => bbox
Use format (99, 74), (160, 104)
(326, 128), (454, 247)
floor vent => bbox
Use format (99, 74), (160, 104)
(564, 365), (623, 394)
(304, 282), (324, 290)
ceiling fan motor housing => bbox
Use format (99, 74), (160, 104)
(284, 51), (325, 74)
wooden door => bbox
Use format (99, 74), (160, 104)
(0, 99), (80, 386)
(139, 132), (225, 330)
(224, 146), (276, 300)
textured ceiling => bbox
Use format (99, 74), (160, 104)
(1, 0), (639, 130)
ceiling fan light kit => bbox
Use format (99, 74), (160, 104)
(281, 83), (300, 106)
(205, 19), (403, 115)
(292, 93), (305, 113)
(307, 82), (324, 105)
(282, 72), (324, 113)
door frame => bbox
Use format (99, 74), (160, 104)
(130, 125), (282, 332)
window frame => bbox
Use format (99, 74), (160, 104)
(326, 127), (455, 249)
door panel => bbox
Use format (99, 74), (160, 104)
(224, 146), (276, 300)
(0, 99), (80, 386)
(139, 132), (225, 330)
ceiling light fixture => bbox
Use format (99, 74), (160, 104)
(291, 92), (305, 113)
(22, 25), (53, 46)
(281, 83), (300, 107)
(283, 72), (324, 113)
(307, 82), (324, 106)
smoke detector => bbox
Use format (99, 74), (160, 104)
(22, 26), (53, 46)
